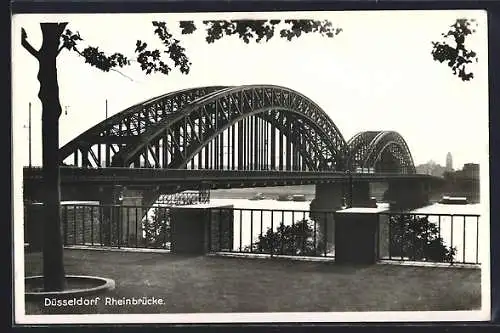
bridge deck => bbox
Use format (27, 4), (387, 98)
(24, 167), (444, 186)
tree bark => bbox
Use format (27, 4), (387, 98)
(38, 23), (67, 291)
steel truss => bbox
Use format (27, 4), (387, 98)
(60, 85), (347, 172)
(346, 131), (416, 174)
(60, 86), (415, 174)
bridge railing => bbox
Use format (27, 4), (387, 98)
(24, 166), (440, 179)
(378, 212), (481, 265)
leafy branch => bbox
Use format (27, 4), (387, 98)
(431, 18), (478, 81)
(202, 19), (342, 44)
(43, 19), (341, 78)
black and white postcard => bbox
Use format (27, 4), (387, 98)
(12, 10), (491, 324)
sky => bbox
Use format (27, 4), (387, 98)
(11, 10), (489, 170)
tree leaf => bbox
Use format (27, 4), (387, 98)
(431, 18), (478, 81)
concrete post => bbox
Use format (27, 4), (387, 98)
(169, 205), (234, 254)
(378, 213), (390, 259)
(334, 207), (389, 264)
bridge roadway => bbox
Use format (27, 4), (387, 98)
(24, 167), (444, 189)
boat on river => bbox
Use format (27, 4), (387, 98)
(439, 196), (468, 205)
(249, 192), (266, 200)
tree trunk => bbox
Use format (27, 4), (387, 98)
(38, 23), (67, 291)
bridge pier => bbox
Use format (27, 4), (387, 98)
(97, 186), (149, 246)
(384, 180), (430, 210)
(350, 181), (377, 208)
(309, 183), (344, 254)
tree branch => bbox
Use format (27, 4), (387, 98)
(56, 23), (68, 35)
(21, 28), (39, 59)
(110, 68), (135, 82)
(57, 45), (66, 56)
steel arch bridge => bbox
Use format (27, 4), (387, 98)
(59, 85), (415, 174)
(346, 131), (416, 174)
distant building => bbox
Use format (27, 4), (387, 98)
(415, 160), (446, 177)
(461, 163), (480, 180)
(442, 162), (480, 203)
(446, 152), (453, 171)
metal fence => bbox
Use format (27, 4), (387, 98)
(208, 208), (335, 257)
(25, 203), (481, 265)
(378, 212), (481, 265)
(25, 204), (175, 250)
(210, 208), (481, 264)
(60, 204), (172, 250)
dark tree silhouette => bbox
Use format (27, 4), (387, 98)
(431, 18), (478, 81)
(21, 19), (341, 291)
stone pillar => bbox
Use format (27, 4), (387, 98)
(378, 213), (390, 259)
(170, 207), (208, 254)
(351, 181), (375, 207)
(309, 183), (344, 255)
(24, 202), (44, 252)
(385, 180), (429, 210)
(334, 207), (388, 264)
(169, 205), (234, 254)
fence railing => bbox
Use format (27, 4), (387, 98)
(208, 207), (335, 257)
(210, 208), (481, 264)
(25, 203), (174, 250)
(378, 212), (481, 265)
(25, 203), (481, 265)
(61, 204), (173, 250)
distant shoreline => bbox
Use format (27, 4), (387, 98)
(209, 185), (316, 200)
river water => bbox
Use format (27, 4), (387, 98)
(202, 197), (483, 264)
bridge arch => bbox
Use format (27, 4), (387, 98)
(347, 131), (415, 174)
(60, 86), (417, 175)
(113, 85), (348, 171)
(59, 86), (229, 166)
(62, 85), (349, 172)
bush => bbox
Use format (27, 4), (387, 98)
(389, 214), (457, 262)
(142, 208), (170, 249)
(249, 219), (320, 256)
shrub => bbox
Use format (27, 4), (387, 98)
(389, 214), (456, 262)
(142, 207), (171, 249)
(249, 219), (320, 256)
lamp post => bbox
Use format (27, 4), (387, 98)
(263, 139), (268, 170)
(23, 102), (32, 168)
(28, 102), (32, 168)
(347, 149), (353, 208)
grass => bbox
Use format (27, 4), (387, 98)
(24, 249), (481, 314)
